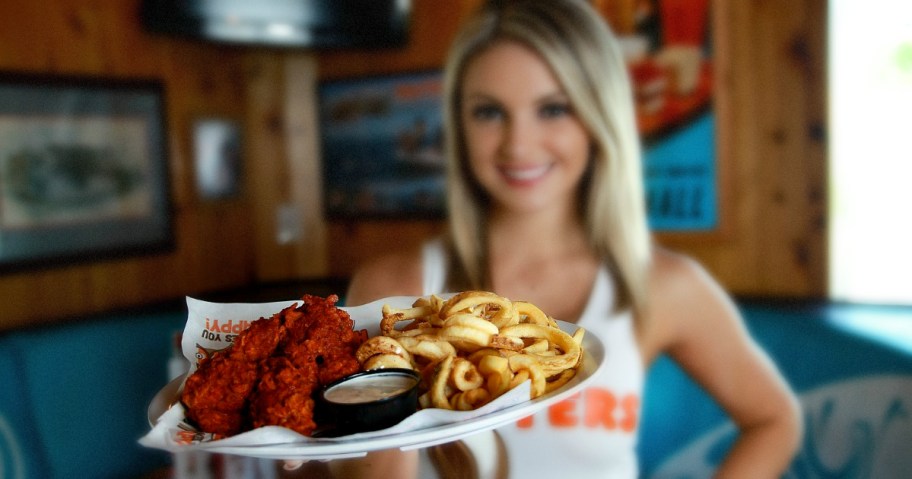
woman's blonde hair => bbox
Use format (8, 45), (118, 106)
(442, 0), (652, 316)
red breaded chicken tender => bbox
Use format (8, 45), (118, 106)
(229, 313), (285, 362)
(181, 353), (259, 436)
(292, 294), (364, 385)
(249, 357), (320, 435)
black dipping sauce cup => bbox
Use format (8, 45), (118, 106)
(314, 368), (420, 437)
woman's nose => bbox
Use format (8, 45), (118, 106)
(501, 117), (534, 159)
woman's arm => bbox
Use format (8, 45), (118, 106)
(644, 249), (803, 478)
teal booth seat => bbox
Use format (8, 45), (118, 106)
(639, 300), (912, 478)
(0, 334), (51, 478)
(0, 308), (186, 479)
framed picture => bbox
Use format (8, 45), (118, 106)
(0, 73), (173, 272)
(601, 0), (722, 234)
(193, 118), (242, 200)
(318, 71), (445, 220)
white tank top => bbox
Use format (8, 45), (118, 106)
(420, 239), (643, 478)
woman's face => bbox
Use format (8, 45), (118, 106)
(460, 40), (591, 216)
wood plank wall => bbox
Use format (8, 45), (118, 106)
(667, 0), (828, 297)
(0, 0), (826, 330)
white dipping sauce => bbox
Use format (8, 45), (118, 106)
(325, 373), (416, 404)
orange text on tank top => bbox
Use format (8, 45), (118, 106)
(515, 389), (639, 432)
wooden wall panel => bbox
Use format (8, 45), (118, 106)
(244, 53), (328, 281)
(0, 0), (258, 330)
(243, 53), (294, 281)
(659, 0), (828, 297)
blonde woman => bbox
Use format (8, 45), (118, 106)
(344, 0), (802, 477)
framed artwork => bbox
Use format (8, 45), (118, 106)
(0, 73), (173, 272)
(318, 71), (445, 220)
(600, 0), (722, 233)
(193, 118), (242, 200)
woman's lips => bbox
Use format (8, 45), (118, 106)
(499, 164), (552, 185)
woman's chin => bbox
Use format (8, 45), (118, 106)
(493, 195), (563, 216)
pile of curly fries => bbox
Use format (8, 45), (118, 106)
(355, 291), (585, 411)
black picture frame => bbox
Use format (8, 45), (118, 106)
(319, 71), (446, 220)
(0, 73), (173, 272)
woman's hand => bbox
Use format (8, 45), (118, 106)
(281, 449), (419, 478)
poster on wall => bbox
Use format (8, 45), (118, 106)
(0, 74), (173, 271)
(609, 0), (719, 232)
(319, 71), (445, 220)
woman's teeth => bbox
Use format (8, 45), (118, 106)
(503, 164), (550, 181)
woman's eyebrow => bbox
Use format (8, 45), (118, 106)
(536, 91), (569, 103)
(463, 91), (499, 103)
(463, 90), (567, 104)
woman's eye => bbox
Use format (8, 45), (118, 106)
(540, 103), (572, 119)
(470, 104), (502, 121)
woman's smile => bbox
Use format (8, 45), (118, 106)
(499, 163), (554, 186)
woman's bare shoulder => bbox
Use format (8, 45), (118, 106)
(642, 246), (738, 358)
(345, 246), (425, 306)
(649, 246), (713, 294)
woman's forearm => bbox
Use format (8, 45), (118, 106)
(715, 400), (803, 478)
(328, 449), (420, 479)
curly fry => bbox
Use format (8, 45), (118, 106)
(383, 304), (436, 321)
(430, 356), (455, 409)
(398, 336), (457, 364)
(508, 354), (547, 399)
(489, 334), (524, 351)
(499, 323), (582, 376)
(439, 291), (518, 329)
(571, 328), (586, 368)
(522, 338), (550, 354)
(362, 353), (414, 371)
(386, 302), (445, 328)
(413, 294), (447, 316)
(571, 327), (585, 344)
(411, 297), (432, 308)
(477, 354), (512, 398)
(450, 388), (491, 411)
(544, 368), (577, 393)
(514, 301), (557, 327)
(466, 347), (501, 361)
(380, 312), (407, 336)
(356, 336), (411, 365)
(450, 357), (484, 391)
(509, 369), (530, 390)
(441, 313), (499, 351)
